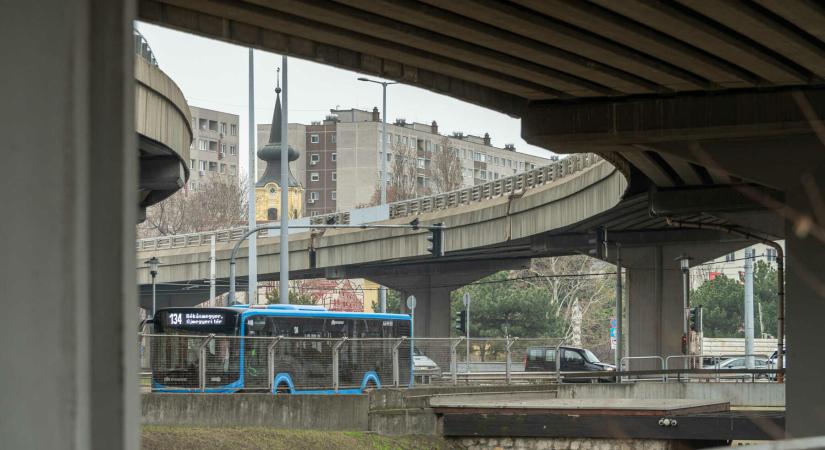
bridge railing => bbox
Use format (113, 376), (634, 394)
(136, 153), (602, 251)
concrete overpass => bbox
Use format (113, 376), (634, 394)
(137, 153), (754, 354)
(8, 1), (825, 447)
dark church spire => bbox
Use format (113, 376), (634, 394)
(257, 68), (300, 188)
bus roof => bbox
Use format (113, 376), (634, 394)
(227, 305), (410, 321)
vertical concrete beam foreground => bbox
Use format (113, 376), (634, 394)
(0, 0), (138, 448)
(785, 164), (825, 437)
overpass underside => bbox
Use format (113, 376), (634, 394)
(10, 1), (825, 448)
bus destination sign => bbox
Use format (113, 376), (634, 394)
(166, 312), (226, 327)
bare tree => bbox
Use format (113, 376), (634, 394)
(430, 136), (463, 193)
(138, 175), (248, 237)
(516, 255), (615, 352)
(369, 138), (464, 205)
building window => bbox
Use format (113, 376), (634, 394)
(331, 134), (337, 144)
(310, 154), (320, 164)
(220, 122), (227, 134)
(199, 118), (208, 130)
(190, 159), (196, 169)
(220, 143), (226, 154)
(309, 192), (319, 201)
(310, 134), (320, 144)
(198, 139), (207, 151)
(331, 172), (337, 181)
(230, 165), (237, 175)
(230, 124), (237, 136)
(208, 120), (218, 132)
(310, 172), (320, 182)
(766, 248), (777, 262)
(199, 160), (207, 172)
(519, 161), (525, 170)
(220, 163), (226, 174)
(725, 252), (736, 262)
(331, 153), (337, 162)
(474, 152), (481, 161)
(192, 117), (197, 128)
(331, 191), (337, 200)
(267, 208), (277, 221)
(209, 162), (217, 172)
(230, 145), (236, 155)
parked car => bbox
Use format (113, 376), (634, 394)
(525, 345), (615, 382)
(703, 356), (771, 379)
(413, 347), (441, 384)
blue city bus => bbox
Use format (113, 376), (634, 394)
(150, 305), (412, 394)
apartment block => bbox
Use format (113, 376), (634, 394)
(258, 107), (554, 215)
(188, 106), (240, 189)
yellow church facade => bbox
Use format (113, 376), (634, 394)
(255, 182), (304, 222)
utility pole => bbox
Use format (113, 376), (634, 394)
(247, 48), (258, 305)
(357, 77), (397, 313)
(209, 234), (216, 306)
(463, 292), (471, 373)
(676, 254), (692, 357)
(744, 248), (755, 368)
(279, 55), (289, 304)
(614, 243), (623, 368)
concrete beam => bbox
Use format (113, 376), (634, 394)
(649, 185), (783, 216)
(523, 88), (825, 151)
(0, 0), (138, 448)
(785, 161), (825, 437)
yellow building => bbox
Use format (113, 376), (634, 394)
(256, 86), (304, 222)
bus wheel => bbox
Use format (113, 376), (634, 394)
(275, 383), (290, 394)
(363, 381), (378, 393)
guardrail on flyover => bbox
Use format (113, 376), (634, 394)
(136, 153), (601, 251)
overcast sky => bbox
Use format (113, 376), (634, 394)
(136, 22), (557, 177)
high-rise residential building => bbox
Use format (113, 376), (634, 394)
(258, 107), (554, 215)
(188, 106), (240, 190)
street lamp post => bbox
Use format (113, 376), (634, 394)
(676, 254), (692, 358)
(358, 76), (397, 313)
(146, 257), (160, 316)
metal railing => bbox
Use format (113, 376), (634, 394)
(134, 30), (158, 67)
(139, 334), (783, 392)
(140, 334), (571, 392)
(135, 153), (601, 251)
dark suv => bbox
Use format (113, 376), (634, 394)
(525, 345), (615, 382)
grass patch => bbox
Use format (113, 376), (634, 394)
(142, 426), (458, 450)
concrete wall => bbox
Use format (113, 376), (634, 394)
(555, 383), (784, 408)
(142, 394), (369, 430)
(451, 437), (689, 450)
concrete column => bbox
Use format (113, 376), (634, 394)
(0, 1), (138, 449)
(624, 247), (684, 369)
(785, 167), (825, 437)
(401, 285), (453, 338)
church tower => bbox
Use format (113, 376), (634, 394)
(255, 76), (304, 222)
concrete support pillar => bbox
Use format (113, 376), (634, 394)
(0, 1), (138, 448)
(785, 166), (825, 437)
(624, 247), (684, 369)
(401, 285), (453, 338)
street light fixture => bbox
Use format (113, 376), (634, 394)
(145, 257), (160, 317)
(358, 76), (398, 313)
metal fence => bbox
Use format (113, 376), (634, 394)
(135, 153), (601, 251)
(140, 334), (570, 392)
(139, 334), (782, 393)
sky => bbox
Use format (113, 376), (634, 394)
(135, 22), (557, 177)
